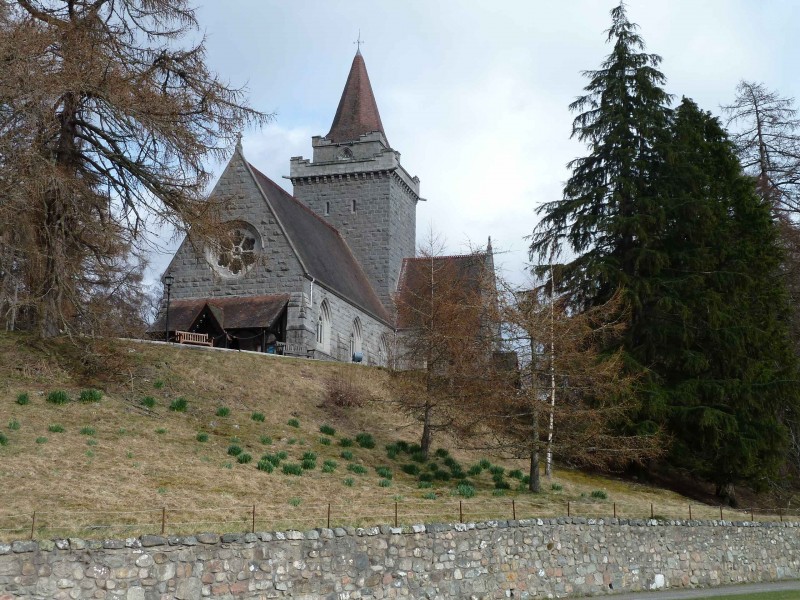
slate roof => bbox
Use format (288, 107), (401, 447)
(248, 163), (391, 324)
(326, 51), (386, 143)
(150, 294), (290, 333)
(395, 253), (490, 329)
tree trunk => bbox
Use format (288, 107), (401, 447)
(420, 399), (432, 459)
(716, 482), (736, 507)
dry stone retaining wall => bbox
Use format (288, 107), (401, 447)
(1, 518), (799, 599)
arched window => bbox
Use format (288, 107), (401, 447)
(377, 334), (390, 368)
(325, 201), (330, 216)
(351, 199), (357, 213)
(350, 318), (363, 361)
(317, 300), (331, 354)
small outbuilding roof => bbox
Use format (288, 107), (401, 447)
(149, 294), (289, 333)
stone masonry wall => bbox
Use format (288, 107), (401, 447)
(2, 518), (799, 599)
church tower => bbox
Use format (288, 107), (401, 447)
(289, 50), (420, 311)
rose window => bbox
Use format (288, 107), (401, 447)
(208, 222), (260, 277)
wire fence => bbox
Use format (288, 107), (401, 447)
(1, 498), (798, 542)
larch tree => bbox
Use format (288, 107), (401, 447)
(477, 283), (661, 493)
(392, 235), (498, 459)
(0, 0), (269, 337)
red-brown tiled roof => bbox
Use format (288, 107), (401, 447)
(326, 51), (386, 143)
(149, 294), (290, 333)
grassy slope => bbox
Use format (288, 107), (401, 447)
(0, 333), (774, 540)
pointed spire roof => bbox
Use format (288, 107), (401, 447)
(326, 51), (386, 144)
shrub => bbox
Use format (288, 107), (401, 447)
(418, 472), (433, 483)
(287, 418), (300, 428)
(443, 456), (460, 469)
(301, 458), (316, 470)
(141, 396), (156, 408)
(319, 437), (331, 446)
(302, 451), (317, 461)
(169, 398), (187, 412)
(263, 454), (281, 466)
(423, 492), (437, 500)
(79, 389), (103, 403)
(36, 436), (47, 444)
(411, 451), (427, 463)
(260, 435), (272, 445)
(396, 441), (409, 453)
(46, 390), (69, 405)
(155, 428), (166, 434)
(508, 469), (524, 480)
(15, 393), (29, 406)
(8, 420), (20, 431)
(48, 424), (64, 433)
(0, 432), (6, 446)
(434, 448), (450, 459)
(196, 432), (209, 442)
(479, 458), (491, 470)
(417, 481), (433, 489)
(251, 412), (265, 422)
(467, 465), (482, 477)
(451, 468), (467, 480)
(227, 445), (242, 456)
(401, 464), (420, 476)
(355, 432), (375, 449)
(276, 451), (288, 460)
(324, 370), (371, 408)
(522, 475), (531, 485)
(378, 478), (391, 487)
(215, 406), (230, 417)
(339, 437), (354, 448)
(320, 424), (336, 436)
(343, 477), (354, 487)
(347, 463), (367, 474)
(282, 463), (303, 476)
(322, 459), (337, 473)
(80, 426), (95, 436)
(237, 453), (252, 464)
(591, 490), (608, 500)
(456, 483), (476, 498)
(494, 480), (511, 490)
(489, 465), (504, 477)
(428, 462), (439, 471)
(340, 450), (354, 460)
(375, 466), (392, 479)
(256, 460), (273, 473)
(551, 483), (563, 491)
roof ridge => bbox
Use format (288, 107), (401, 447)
(404, 252), (488, 261)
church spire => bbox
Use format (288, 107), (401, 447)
(326, 51), (386, 144)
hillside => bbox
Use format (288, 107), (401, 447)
(0, 333), (783, 541)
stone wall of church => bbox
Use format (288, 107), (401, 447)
(166, 154), (307, 301)
(310, 282), (392, 366)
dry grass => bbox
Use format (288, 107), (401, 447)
(0, 333), (791, 541)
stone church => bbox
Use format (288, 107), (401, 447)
(153, 50), (494, 365)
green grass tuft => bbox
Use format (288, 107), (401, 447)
(287, 418), (300, 428)
(46, 390), (69, 405)
(288, 497), (301, 507)
(8, 420), (20, 431)
(456, 483), (476, 498)
(196, 432), (209, 442)
(169, 398), (188, 412)
(301, 458), (316, 470)
(378, 478), (391, 487)
(319, 424), (336, 436)
(78, 389), (103, 403)
(417, 481), (432, 489)
(237, 453), (252, 464)
(422, 492), (437, 500)
(347, 463), (367, 475)
(215, 406), (230, 417)
(355, 432), (375, 449)
(322, 459), (337, 473)
(339, 437), (354, 447)
(401, 463), (420, 476)
(48, 424), (64, 433)
(591, 490), (608, 500)
(35, 436), (47, 444)
(251, 412), (265, 422)
(343, 477), (354, 487)
(340, 450), (353, 461)
(434, 448), (450, 459)
(15, 393), (29, 406)
(155, 428), (166, 434)
(319, 436), (331, 445)
(260, 435), (272, 445)
(468, 465), (482, 477)
(551, 483), (563, 491)
(479, 458), (491, 470)
(227, 445), (242, 456)
(79, 426), (95, 436)
(282, 463), (303, 476)
(375, 466), (392, 479)
(141, 396), (156, 408)
(256, 460), (273, 473)
(508, 469), (523, 480)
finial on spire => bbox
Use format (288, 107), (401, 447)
(235, 132), (243, 154)
(354, 30), (364, 54)
(487, 236), (493, 254)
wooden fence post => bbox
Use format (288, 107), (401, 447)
(613, 503), (616, 519)
(567, 501), (570, 517)
(512, 500), (516, 520)
(30, 511), (35, 540)
(161, 507), (166, 535)
(719, 505), (723, 521)
(459, 501), (463, 523)
(688, 504), (692, 520)
(252, 505), (256, 533)
(327, 504), (331, 529)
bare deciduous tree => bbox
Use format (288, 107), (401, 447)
(0, 0), (270, 336)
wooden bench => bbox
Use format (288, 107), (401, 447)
(276, 342), (313, 358)
(175, 331), (212, 346)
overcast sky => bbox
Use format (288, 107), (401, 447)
(147, 0), (800, 286)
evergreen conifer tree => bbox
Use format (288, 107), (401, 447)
(638, 99), (798, 502)
(530, 2), (671, 312)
